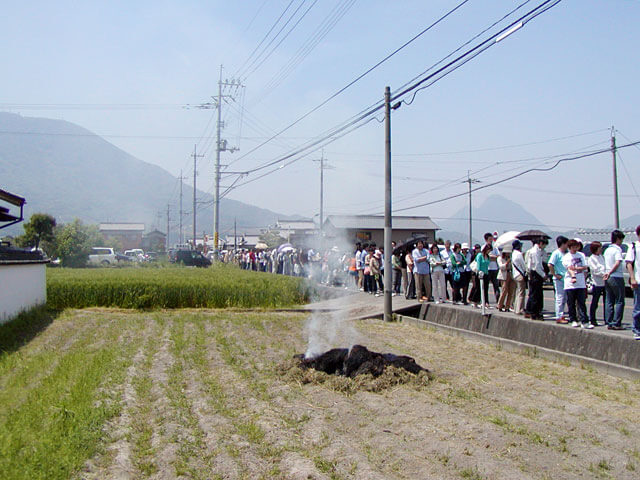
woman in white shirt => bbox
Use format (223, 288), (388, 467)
(429, 244), (447, 303)
(562, 239), (590, 328)
(588, 241), (606, 327)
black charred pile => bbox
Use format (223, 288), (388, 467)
(295, 345), (428, 378)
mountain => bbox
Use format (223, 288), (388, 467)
(0, 112), (294, 240)
(436, 194), (550, 244)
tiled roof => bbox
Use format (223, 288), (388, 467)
(324, 215), (439, 231)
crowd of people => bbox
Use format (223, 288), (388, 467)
(221, 227), (640, 340)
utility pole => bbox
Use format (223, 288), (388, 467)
(611, 126), (620, 229)
(210, 65), (241, 259)
(234, 218), (237, 252)
(178, 169), (185, 245)
(166, 204), (170, 251)
(192, 145), (203, 248)
(383, 86), (393, 323)
(313, 150), (334, 248)
(464, 171), (480, 247)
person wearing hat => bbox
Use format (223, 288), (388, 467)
(511, 240), (527, 314)
(497, 244), (515, 312)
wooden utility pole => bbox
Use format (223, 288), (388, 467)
(166, 204), (170, 251)
(383, 86), (392, 323)
(465, 171), (480, 246)
(178, 169), (185, 245)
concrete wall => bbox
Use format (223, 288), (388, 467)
(0, 262), (47, 324)
(413, 303), (640, 371)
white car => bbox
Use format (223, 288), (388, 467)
(124, 249), (145, 261)
(88, 247), (116, 266)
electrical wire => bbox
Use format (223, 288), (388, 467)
(228, 0), (472, 169)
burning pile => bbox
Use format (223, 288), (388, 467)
(295, 345), (428, 378)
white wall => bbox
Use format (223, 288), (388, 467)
(0, 262), (47, 324)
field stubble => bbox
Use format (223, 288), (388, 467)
(2, 308), (640, 479)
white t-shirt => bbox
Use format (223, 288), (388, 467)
(604, 243), (624, 278)
(485, 243), (499, 270)
(624, 241), (640, 283)
(562, 251), (587, 290)
(588, 254), (606, 287)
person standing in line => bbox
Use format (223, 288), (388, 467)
(442, 240), (453, 300)
(370, 250), (382, 296)
(391, 245), (402, 296)
(625, 226), (640, 340)
(524, 237), (548, 320)
(497, 245), (515, 312)
(429, 243), (447, 303)
(588, 241), (606, 327)
(467, 244), (481, 304)
(449, 243), (467, 304)
(355, 243), (364, 291)
(603, 230), (626, 330)
(511, 240), (527, 315)
(405, 247), (416, 299)
(484, 233), (501, 303)
(562, 239), (590, 328)
(547, 236), (569, 324)
(469, 244), (491, 308)
(363, 247), (372, 293)
(412, 241), (432, 303)
(399, 244), (409, 296)
(460, 243), (472, 305)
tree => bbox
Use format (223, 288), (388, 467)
(51, 219), (104, 267)
(259, 229), (286, 249)
(15, 213), (56, 252)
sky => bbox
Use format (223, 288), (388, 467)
(1, 0), (639, 232)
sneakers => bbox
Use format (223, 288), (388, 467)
(556, 318), (569, 324)
(581, 323), (594, 329)
(634, 333), (640, 340)
(571, 321), (579, 328)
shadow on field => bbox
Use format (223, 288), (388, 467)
(0, 306), (57, 354)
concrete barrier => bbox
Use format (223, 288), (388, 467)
(398, 303), (640, 379)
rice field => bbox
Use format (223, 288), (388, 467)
(2, 307), (640, 479)
(46, 264), (309, 309)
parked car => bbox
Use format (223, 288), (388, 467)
(88, 247), (117, 266)
(115, 252), (132, 263)
(124, 249), (145, 261)
(174, 250), (211, 267)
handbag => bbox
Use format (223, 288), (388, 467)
(470, 260), (478, 274)
(453, 269), (461, 282)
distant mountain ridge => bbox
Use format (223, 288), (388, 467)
(0, 112), (295, 240)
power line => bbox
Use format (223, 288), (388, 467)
(389, 140), (640, 213)
(229, 0), (472, 168)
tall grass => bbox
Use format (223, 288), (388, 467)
(47, 264), (309, 309)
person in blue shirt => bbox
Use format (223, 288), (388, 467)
(547, 236), (569, 324)
(412, 241), (431, 302)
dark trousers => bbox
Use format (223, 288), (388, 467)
(451, 272), (463, 302)
(525, 272), (544, 317)
(392, 269), (402, 293)
(406, 272), (416, 299)
(488, 269), (501, 302)
(566, 288), (587, 324)
(589, 286), (605, 325)
(364, 273), (372, 292)
(445, 272), (453, 300)
(461, 271), (471, 303)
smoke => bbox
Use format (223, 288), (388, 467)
(304, 306), (360, 359)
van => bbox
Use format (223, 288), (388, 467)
(88, 247), (116, 266)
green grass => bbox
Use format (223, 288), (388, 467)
(47, 263), (309, 309)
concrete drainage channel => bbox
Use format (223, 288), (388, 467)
(388, 303), (640, 380)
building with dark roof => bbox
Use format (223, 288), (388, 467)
(323, 215), (440, 246)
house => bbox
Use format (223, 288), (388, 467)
(275, 219), (318, 248)
(141, 229), (167, 252)
(99, 223), (145, 250)
(1, 188), (48, 324)
(323, 215), (440, 246)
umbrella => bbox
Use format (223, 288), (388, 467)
(495, 231), (520, 248)
(255, 242), (268, 250)
(393, 236), (429, 256)
(516, 229), (551, 241)
(277, 243), (294, 253)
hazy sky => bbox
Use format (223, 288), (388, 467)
(2, 0), (639, 231)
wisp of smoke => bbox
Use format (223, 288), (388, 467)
(304, 304), (360, 359)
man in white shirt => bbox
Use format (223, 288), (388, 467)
(603, 230), (626, 329)
(562, 239), (589, 328)
(625, 226), (640, 340)
(524, 237), (548, 320)
(547, 236), (569, 323)
(484, 233), (501, 302)
(511, 240), (527, 315)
